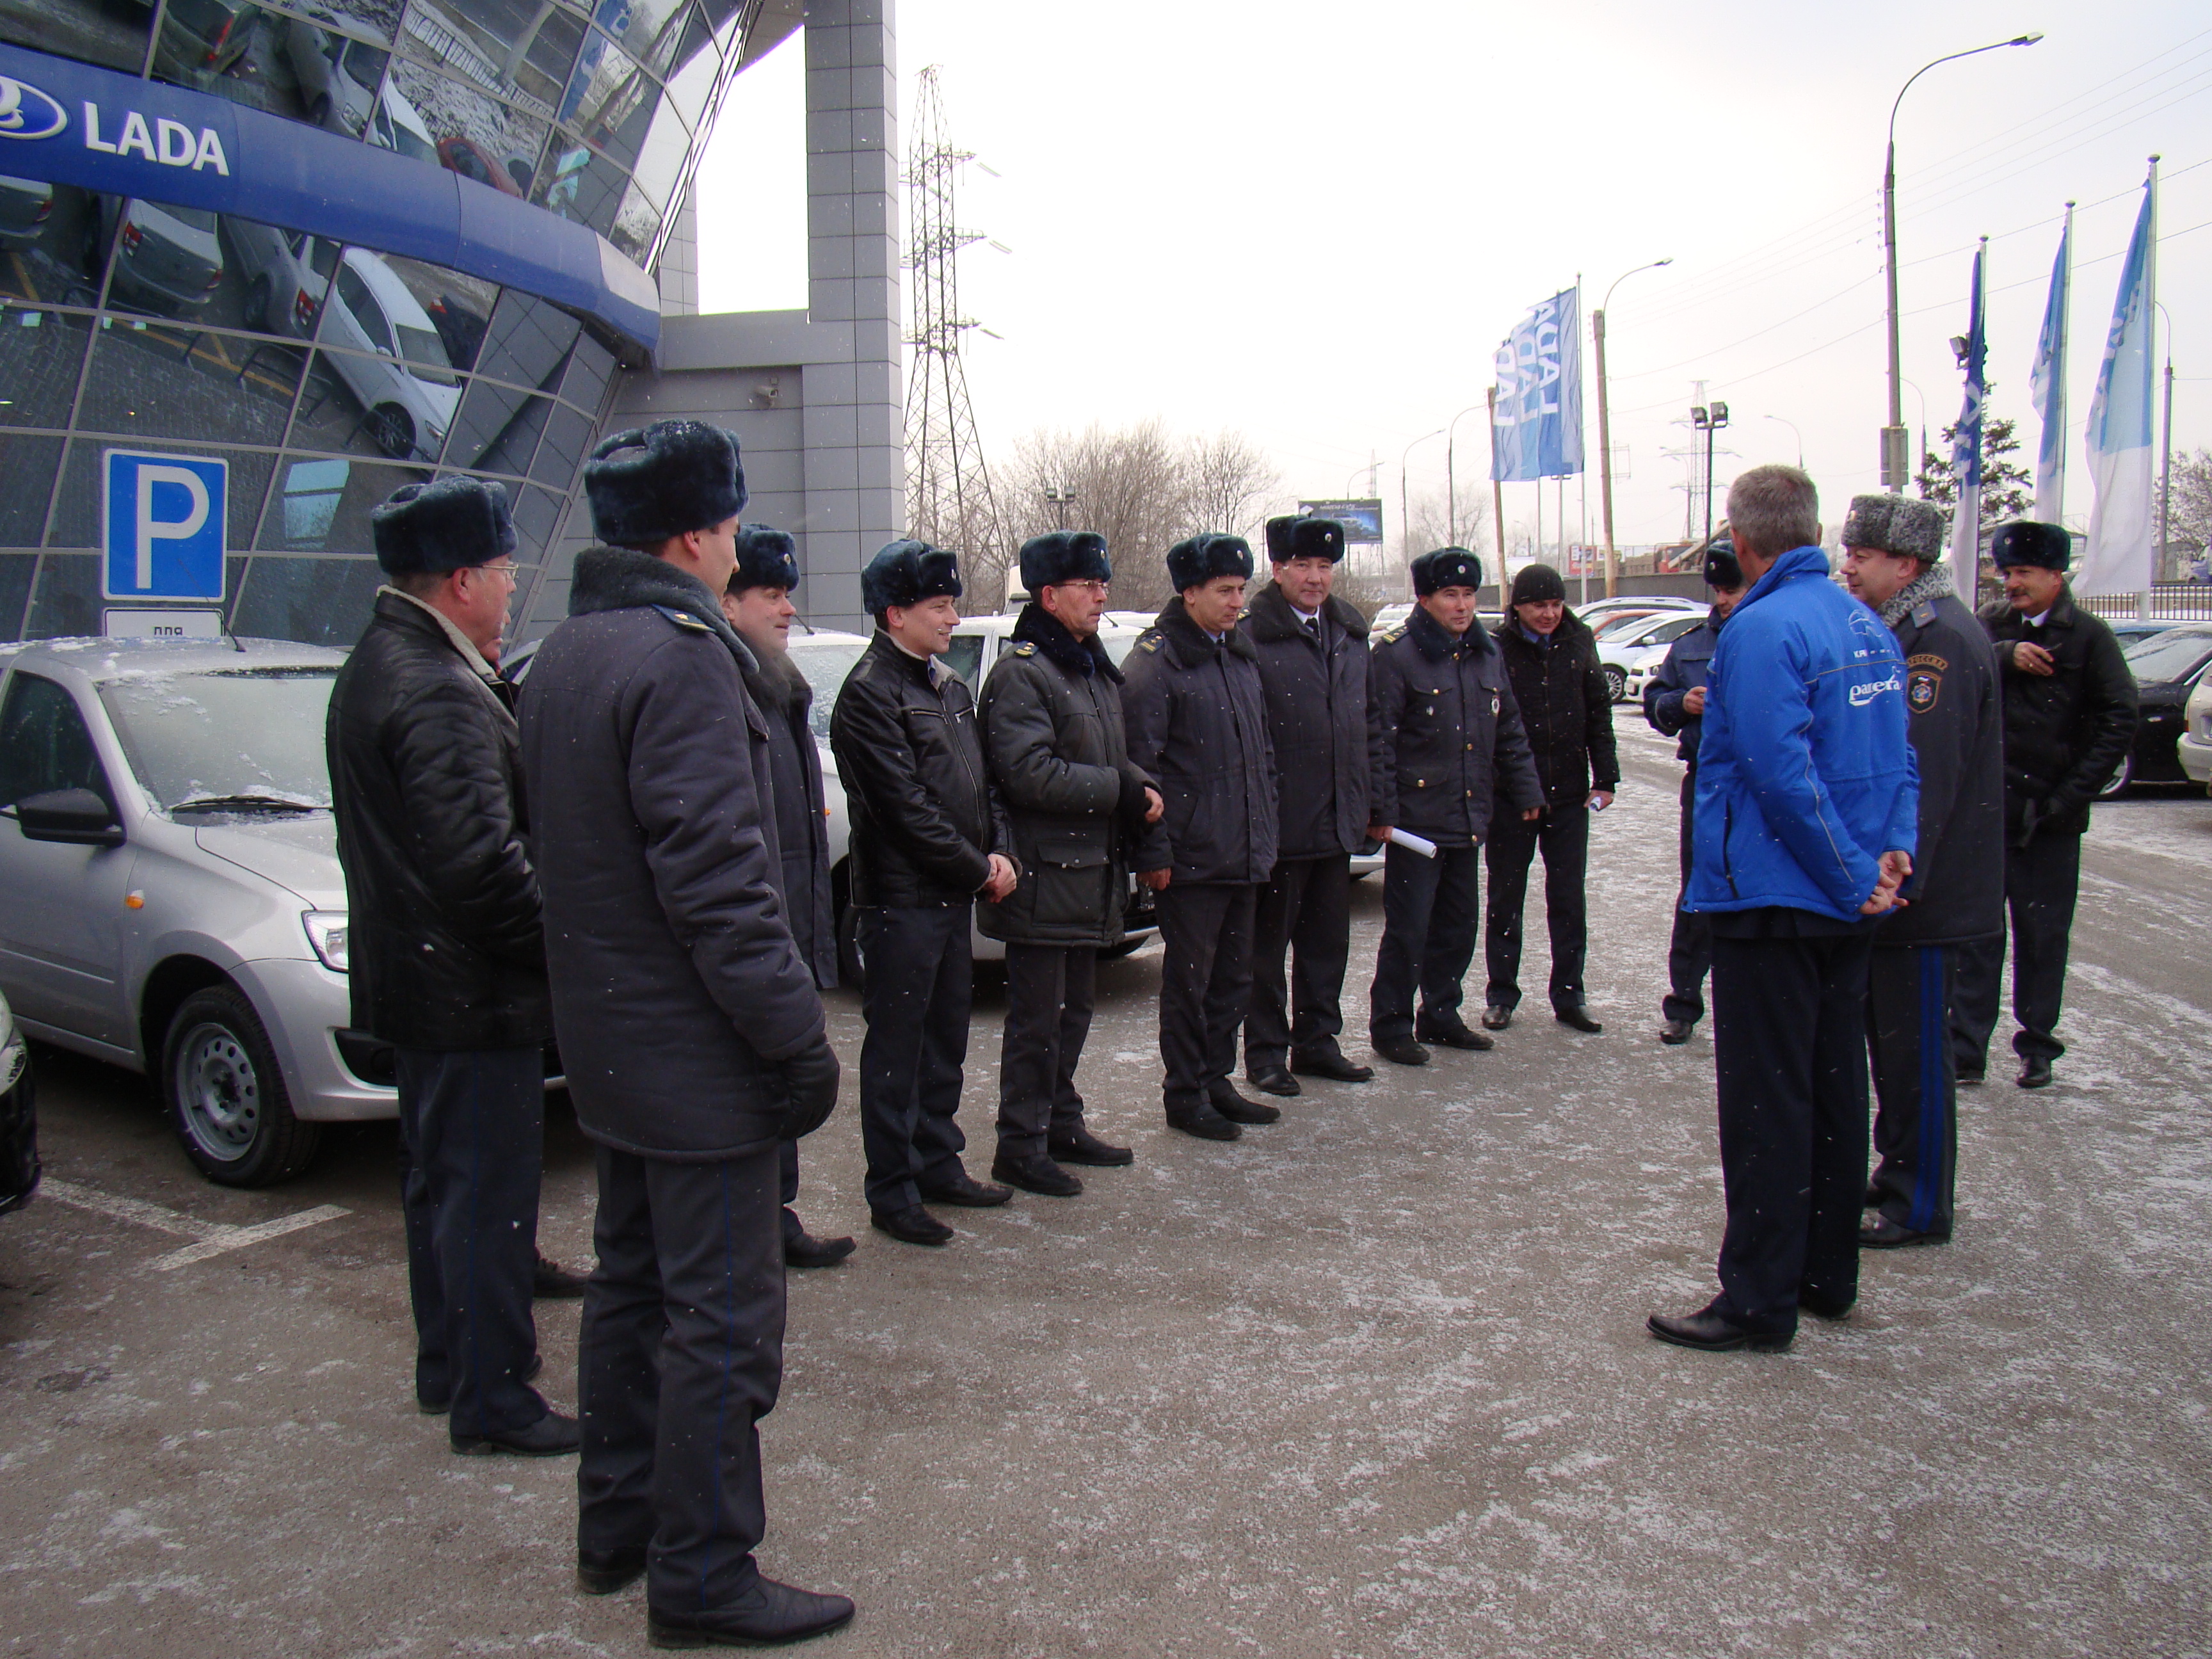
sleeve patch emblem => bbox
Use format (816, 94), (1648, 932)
(1907, 666), (1941, 712)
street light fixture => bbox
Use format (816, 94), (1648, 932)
(1043, 484), (1078, 531)
(1400, 427), (1446, 563)
(1690, 401), (1731, 543)
(1594, 257), (1673, 597)
(1882, 33), (2042, 488)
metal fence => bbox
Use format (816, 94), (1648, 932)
(2076, 586), (2212, 622)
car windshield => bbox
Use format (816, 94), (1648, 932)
(396, 325), (458, 385)
(2121, 629), (2212, 684)
(98, 669), (338, 812)
(1592, 611), (1660, 638)
(788, 637), (870, 740)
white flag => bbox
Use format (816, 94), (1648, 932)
(2029, 211), (2070, 524)
(2078, 169), (2157, 597)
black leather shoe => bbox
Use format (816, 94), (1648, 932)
(1645, 1306), (1793, 1352)
(1659, 1018), (1695, 1046)
(1373, 1035), (1429, 1066)
(2016, 1057), (2054, 1089)
(577, 1544), (648, 1596)
(1417, 1020), (1495, 1052)
(1555, 1006), (1604, 1034)
(1957, 1069), (1985, 1086)
(1799, 1290), (1856, 1322)
(1480, 1004), (1512, 1031)
(647, 1577), (857, 1648)
(1290, 1049), (1374, 1082)
(915, 1170), (1012, 1207)
(452, 1409), (581, 1457)
(1049, 1126), (1133, 1166)
(870, 1205), (954, 1246)
(534, 1254), (589, 1298)
(419, 1351), (543, 1415)
(991, 1153), (1082, 1197)
(1859, 1214), (1948, 1249)
(1166, 1105), (1240, 1141)
(783, 1230), (856, 1269)
(1247, 1064), (1301, 1097)
(1208, 1086), (1281, 1125)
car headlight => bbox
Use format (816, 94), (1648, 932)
(303, 911), (349, 972)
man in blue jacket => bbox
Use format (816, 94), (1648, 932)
(1647, 465), (1918, 1354)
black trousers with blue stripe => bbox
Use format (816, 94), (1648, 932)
(1866, 945), (1959, 1237)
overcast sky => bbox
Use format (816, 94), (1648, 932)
(693, 0), (2211, 556)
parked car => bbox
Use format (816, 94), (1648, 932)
(1578, 594), (1705, 625)
(0, 174), (53, 251)
(0, 987), (35, 1218)
(0, 639), (405, 1187)
(96, 196), (225, 315)
(2177, 668), (2212, 790)
(365, 80), (439, 167)
(2102, 623), (2212, 797)
(2106, 617), (2185, 650)
(150, 0), (262, 84)
(284, 19), (388, 137)
(438, 135), (531, 197)
(1594, 608), (1708, 702)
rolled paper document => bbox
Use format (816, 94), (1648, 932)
(1386, 828), (1438, 859)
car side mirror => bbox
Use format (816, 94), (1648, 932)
(14, 787), (125, 847)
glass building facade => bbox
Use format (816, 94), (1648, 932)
(0, 0), (756, 644)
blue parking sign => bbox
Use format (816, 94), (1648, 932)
(103, 450), (227, 603)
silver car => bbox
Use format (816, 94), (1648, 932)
(0, 638), (396, 1187)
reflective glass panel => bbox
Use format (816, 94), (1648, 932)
(606, 170), (664, 266)
(0, 552), (33, 641)
(659, 15), (719, 127)
(626, 65), (696, 221)
(97, 197), (230, 324)
(230, 553), (383, 646)
(45, 439), (271, 554)
(531, 136), (626, 241)
(0, 306), (93, 429)
(255, 454), (426, 551)
(0, 0), (150, 73)
(442, 381), (550, 476)
(0, 177), (99, 307)
(78, 319), (304, 445)
(273, 14), (394, 138)
(559, 35), (659, 173)
(508, 480), (561, 557)
(22, 552), (102, 639)
(529, 399), (593, 488)
(384, 60), (551, 200)
(0, 436), (61, 547)
(217, 216), (341, 340)
(594, 0), (709, 83)
(149, 0), (287, 115)
(555, 329), (616, 414)
(474, 289), (582, 393)
(397, 0), (581, 122)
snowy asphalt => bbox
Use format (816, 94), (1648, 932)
(3, 720), (2207, 1657)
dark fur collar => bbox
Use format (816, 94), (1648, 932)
(1406, 601), (1494, 661)
(569, 544), (757, 673)
(739, 641), (813, 716)
(1011, 601), (1123, 683)
(1150, 596), (1258, 667)
(1243, 582), (1370, 645)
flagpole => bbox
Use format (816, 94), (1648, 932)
(1488, 386), (1507, 596)
(2142, 156), (2158, 621)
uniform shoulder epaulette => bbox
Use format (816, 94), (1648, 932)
(1379, 624), (1407, 645)
(650, 604), (710, 632)
(1912, 600), (1938, 628)
(1137, 633), (1162, 653)
(1009, 640), (1037, 657)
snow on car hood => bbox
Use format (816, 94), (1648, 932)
(194, 815), (346, 911)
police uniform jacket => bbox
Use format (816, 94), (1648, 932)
(1492, 611), (1621, 808)
(518, 547), (824, 1161)
(1976, 591), (2139, 840)
(1121, 597), (1278, 884)
(976, 604), (1155, 948)
(328, 590), (550, 1052)
(1241, 582), (1374, 858)
(1368, 604), (1543, 846)
(830, 630), (1011, 908)
(1642, 613), (1722, 765)
(1875, 589), (2005, 947)
(739, 646), (837, 989)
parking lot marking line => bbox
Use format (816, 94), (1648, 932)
(149, 1207), (351, 1272)
(38, 1179), (350, 1270)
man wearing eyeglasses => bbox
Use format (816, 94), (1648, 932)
(328, 477), (575, 1457)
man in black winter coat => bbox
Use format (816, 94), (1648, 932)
(1840, 495), (2005, 1247)
(1952, 521), (2139, 1091)
(1484, 563), (1620, 1034)
(1241, 515), (1377, 1096)
(328, 477), (573, 1455)
(520, 422), (853, 1647)
(977, 531), (1159, 1195)
(1643, 538), (1749, 1043)
(1366, 547), (1543, 1066)
(1123, 534), (1281, 1142)
(831, 540), (1019, 1248)
(719, 524), (854, 1270)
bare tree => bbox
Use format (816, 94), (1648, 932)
(1183, 429), (1281, 549)
(2158, 447), (2212, 572)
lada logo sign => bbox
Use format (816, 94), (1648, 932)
(0, 75), (68, 141)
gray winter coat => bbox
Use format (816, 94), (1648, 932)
(1242, 582), (1374, 858)
(1121, 598), (1278, 885)
(518, 546), (825, 1162)
(1370, 604), (1543, 845)
(977, 604), (1156, 947)
(1642, 613), (1722, 765)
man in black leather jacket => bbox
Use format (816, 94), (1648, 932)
(328, 477), (572, 1457)
(719, 524), (854, 1271)
(520, 422), (853, 1647)
(830, 540), (1018, 1247)
(1242, 515), (1377, 1096)
(1952, 520), (2138, 1091)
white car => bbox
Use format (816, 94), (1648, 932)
(99, 196), (225, 315)
(284, 18), (389, 138)
(1594, 609), (1708, 702)
(2178, 671), (2212, 788)
(1578, 593), (1705, 626)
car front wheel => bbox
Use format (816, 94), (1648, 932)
(1603, 664), (1628, 703)
(2096, 753), (2134, 801)
(161, 985), (321, 1187)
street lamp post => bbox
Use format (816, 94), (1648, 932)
(1445, 403), (1487, 549)
(1043, 485), (1077, 531)
(1882, 34), (2042, 488)
(1594, 257), (1672, 598)
(1690, 402), (1730, 543)
(1761, 414), (1804, 469)
(1400, 427), (1445, 566)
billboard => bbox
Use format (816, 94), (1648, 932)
(1297, 499), (1385, 544)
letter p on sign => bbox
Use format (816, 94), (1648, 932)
(103, 450), (227, 602)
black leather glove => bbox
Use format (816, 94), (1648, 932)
(1116, 768), (1154, 834)
(774, 1035), (841, 1141)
